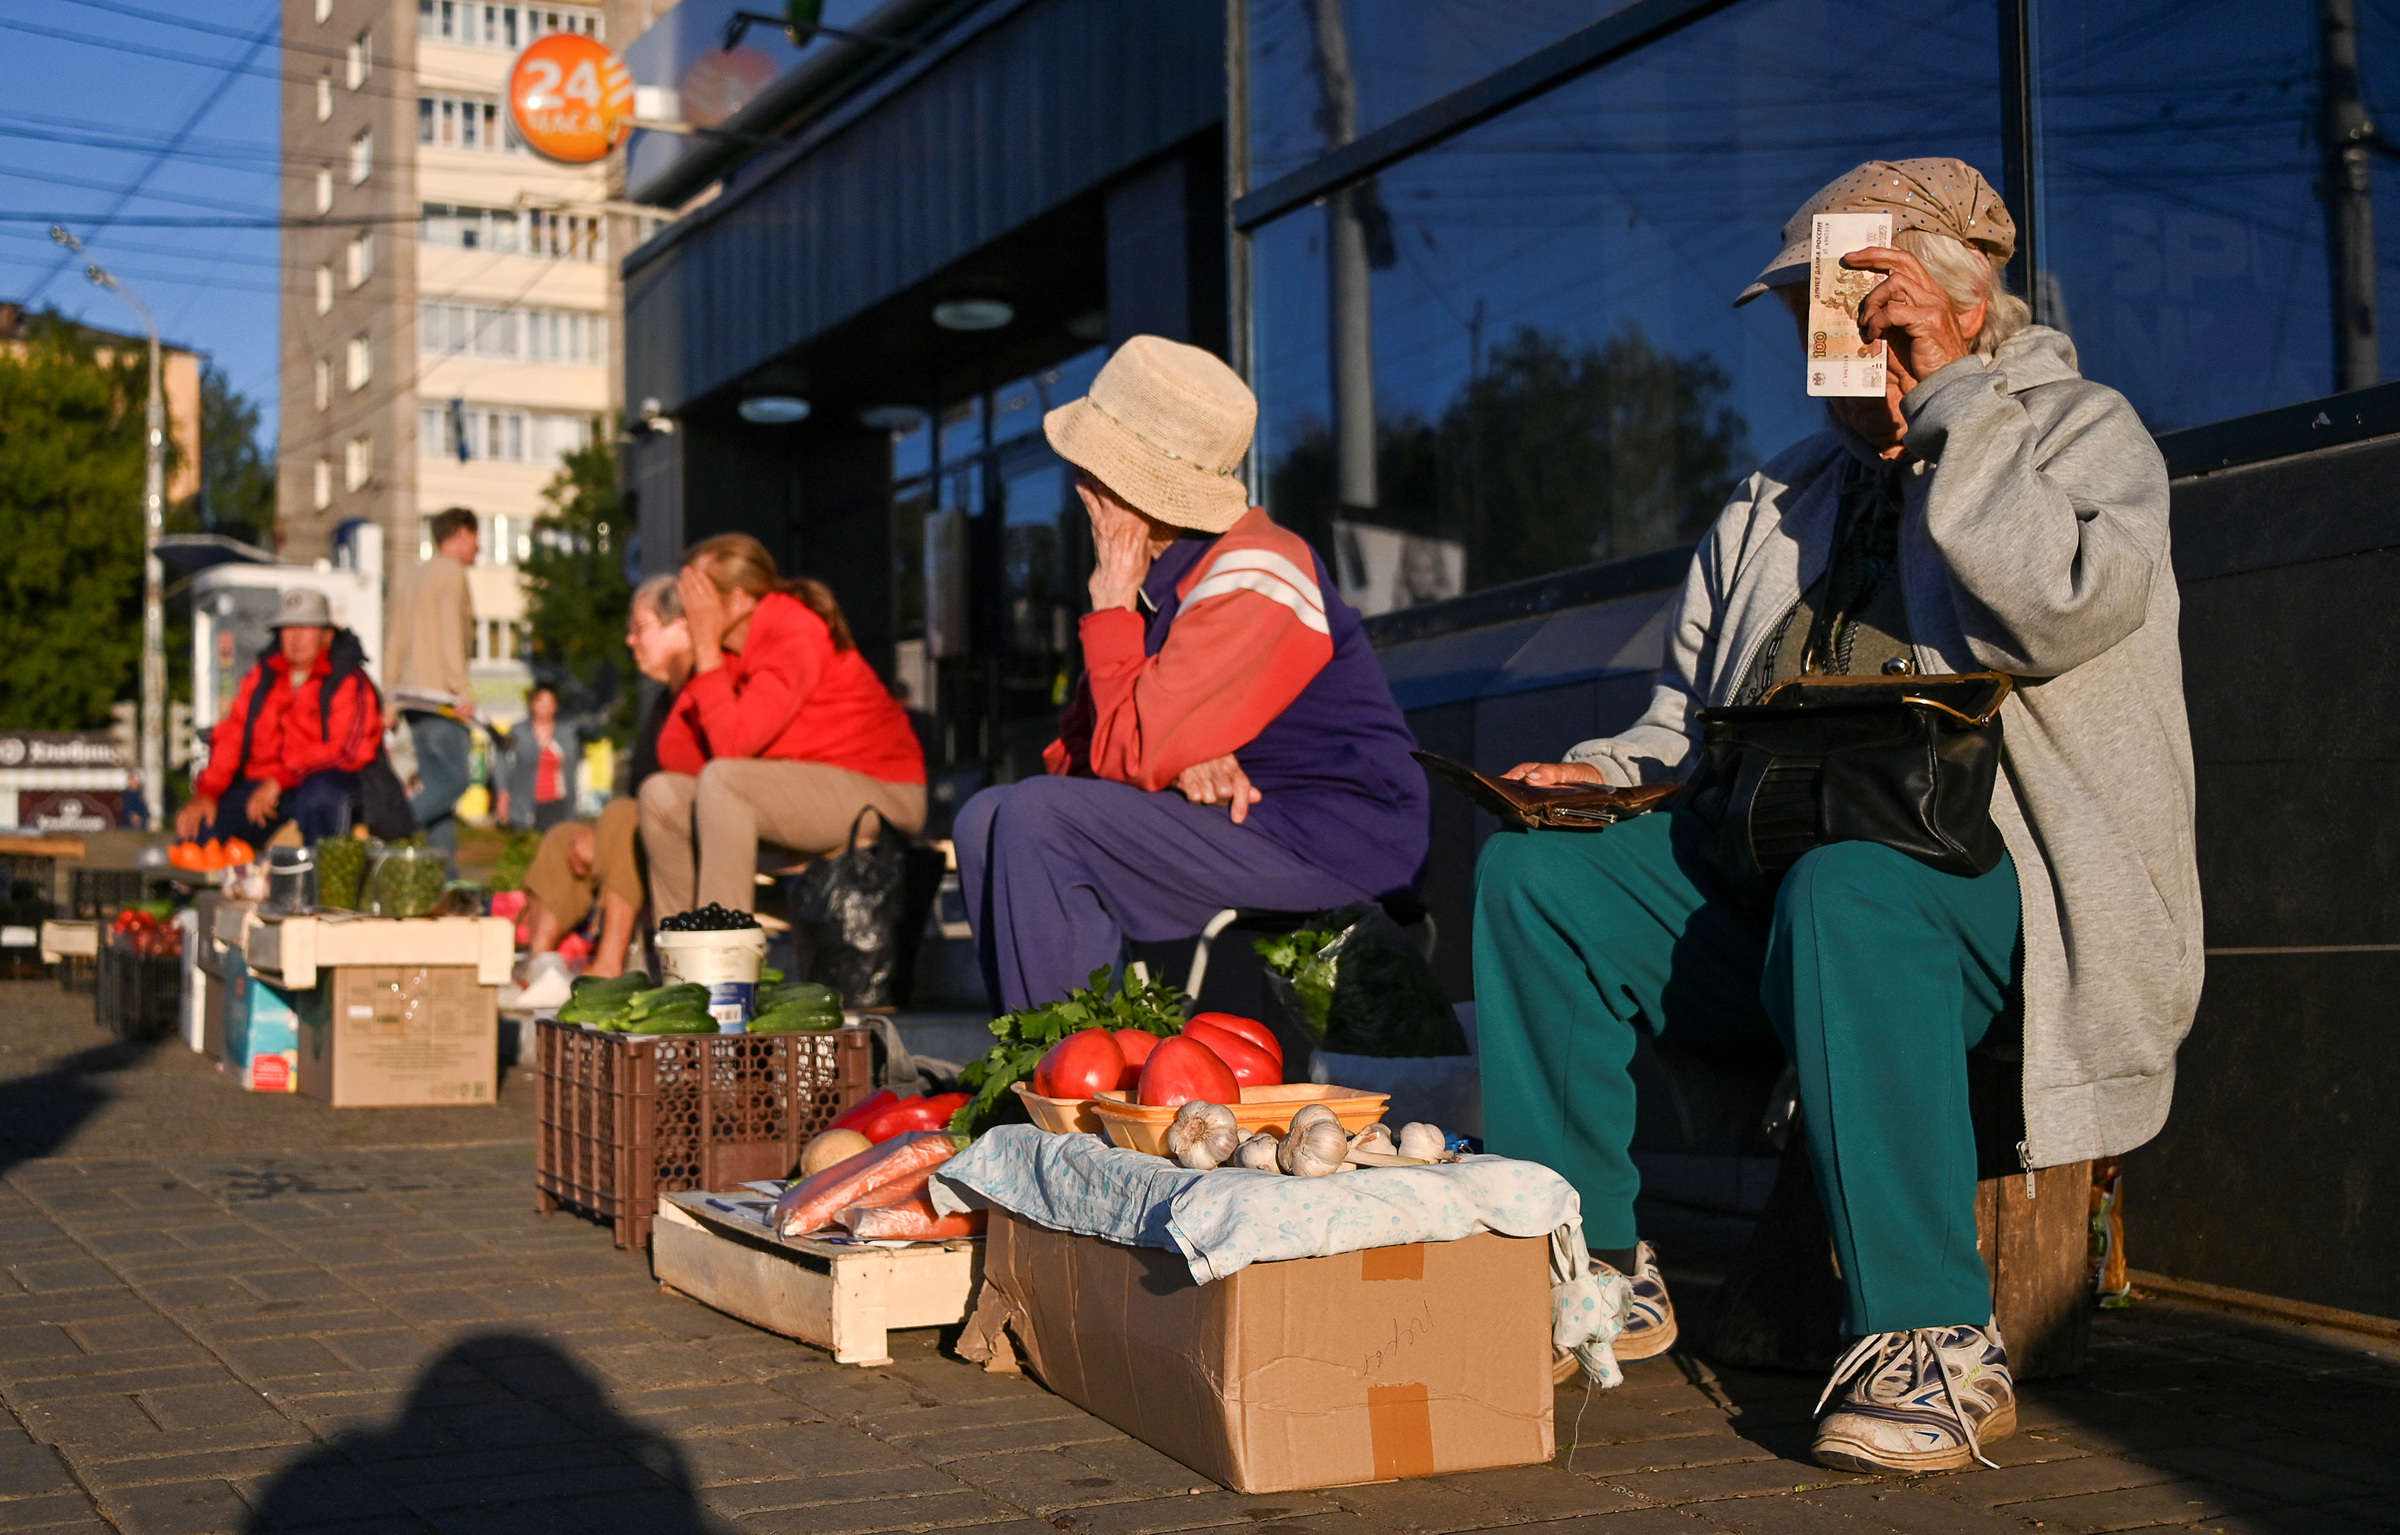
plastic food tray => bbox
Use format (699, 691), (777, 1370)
(1012, 1080), (1106, 1135)
(1086, 1083), (1390, 1156)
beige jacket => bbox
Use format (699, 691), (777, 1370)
(385, 553), (473, 712)
(1564, 327), (2201, 1170)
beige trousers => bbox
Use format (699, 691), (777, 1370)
(638, 759), (927, 915)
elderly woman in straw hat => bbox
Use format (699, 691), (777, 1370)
(955, 335), (1428, 1013)
(1475, 160), (2199, 1472)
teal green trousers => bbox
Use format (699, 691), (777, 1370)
(1473, 809), (2020, 1335)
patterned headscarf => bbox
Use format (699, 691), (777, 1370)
(1735, 158), (2016, 306)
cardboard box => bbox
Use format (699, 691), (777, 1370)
(244, 913), (511, 989)
(298, 966), (496, 1107)
(974, 1211), (1553, 1494)
(223, 952), (300, 1093)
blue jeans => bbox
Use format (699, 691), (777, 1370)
(207, 772), (359, 844)
(405, 712), (473, 860)
(955, 775), (1369, 1013)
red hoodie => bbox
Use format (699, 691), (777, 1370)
(196, 649), (381, 800)
(660, 590), (924, 783)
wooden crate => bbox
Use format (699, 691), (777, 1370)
(534, 1020), (874, 1250)
(653, 1191), (983, 1366)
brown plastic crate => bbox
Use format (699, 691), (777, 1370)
(533, 1020), (875, 1250)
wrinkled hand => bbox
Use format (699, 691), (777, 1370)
(1501, 761), (1603, 787)
(1176, 753), (1261, 824)
(1843, 246), (1976, 391)
(678, 564), (730, 672)
(175, 796), (214, 841)
(1081, 485), (1156, 612)
(245, 780), (281, 826)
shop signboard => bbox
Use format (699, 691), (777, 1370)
(507, 31), (636, 164)
(0, 732), (134, 831)
(14, 792), (126, 835)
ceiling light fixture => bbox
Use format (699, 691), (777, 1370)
(738, 395), (811, 423)
(932, 296), (1014, 332)
(857, 404), (926, 433)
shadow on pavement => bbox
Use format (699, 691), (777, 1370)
(243, 1334), (719, 1534)
(0, 1032), (165, 1178)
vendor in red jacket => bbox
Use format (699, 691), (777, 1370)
(178, 587), (383, 844)
(636, 534), (926, 915)
(955, 336), (1430, 1011)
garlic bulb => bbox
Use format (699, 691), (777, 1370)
(1397, 1122), (1446, 1162)
(1349, 1123), (1396, 1157)
(1234, 1132), (1281, 1171)
(1278, 1111), (1350, 1177)
(1165, 1101), (1241, 1170)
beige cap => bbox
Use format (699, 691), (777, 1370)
(1042, 335), (1255, 533)
(269, 587), (335, 629)
(1736, 158), (2016, 306)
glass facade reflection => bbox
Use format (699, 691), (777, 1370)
(1246, 0), (2400, 614)
(1250, 0), (2002, 610)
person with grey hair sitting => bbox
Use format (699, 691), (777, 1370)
(1475, 160), (2199, 1473)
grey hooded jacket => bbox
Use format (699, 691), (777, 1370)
(1562, 325), (2201, 1169)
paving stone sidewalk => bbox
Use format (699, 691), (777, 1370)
(3, 982), (2398, 1535)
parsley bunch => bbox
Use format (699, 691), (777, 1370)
(950, 966), (1190, 1136)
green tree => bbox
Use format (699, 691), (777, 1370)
(521, 431), (632, 737)
(0, 310), (145, 729)
(193, 363), (275, 542)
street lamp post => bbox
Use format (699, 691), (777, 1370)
(52, 228), (167, 830)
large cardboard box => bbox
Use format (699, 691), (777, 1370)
(975, 1211), (1552, 1494)
(298, 966), (496, 1107)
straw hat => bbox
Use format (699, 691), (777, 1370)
(1042, 336), (1255, 533)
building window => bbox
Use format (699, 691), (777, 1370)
(417, 402), (585, 465)
(315, 72), (331, 122)
(349, 128), (372, 183)
(418, 1), (600, 48)
(346, 27), (371, 88)
(346, 333), (372, 391)
(418, 301), (519, 358)
(312, 458), (332, 509)
(418, 203), (602, 263)
(418, 202), (520, 252)
(525, 309), (605, 365)
(313, 357), (331, 410)
(417, 94), (512, 153)
(524, 208), (603, 261)
(344, 435), (372, 492)
(313, 166), (332, 214)
(314, 264), (332, 315)
(346, 231), (374, 289)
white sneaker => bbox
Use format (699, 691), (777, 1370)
(1554, 1241), (1677, 1381)
(1811, 1324), (2017, 1474)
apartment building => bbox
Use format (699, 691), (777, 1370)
(277, 0), (658, 721)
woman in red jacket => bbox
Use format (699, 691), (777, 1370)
(178, 588), (383, 844)
(637, 534), (926, 915)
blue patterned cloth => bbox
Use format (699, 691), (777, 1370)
(933, 1125), (1630, 1384)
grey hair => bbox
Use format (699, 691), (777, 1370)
(1891, 228), (2031, 356)
(632, 573), (683, 621)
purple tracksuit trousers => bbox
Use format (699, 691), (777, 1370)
(955, 774), (1373, 1012)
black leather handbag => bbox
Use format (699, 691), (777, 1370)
(1683, 670), (2013, 895)
(786, 807), (947, 1010)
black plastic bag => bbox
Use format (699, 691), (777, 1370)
(1260, 903), (1468, 1058)
(786, 807), (944, 1010)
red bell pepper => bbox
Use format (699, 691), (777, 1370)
(856, 1091), (971, 1144)
(826, 1088), (900, 1135)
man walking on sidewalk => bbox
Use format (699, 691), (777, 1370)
(385, 506), (479, 861)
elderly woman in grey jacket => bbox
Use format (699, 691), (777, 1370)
(1476, 160), (2199, 1475)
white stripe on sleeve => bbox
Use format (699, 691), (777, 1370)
(1183, 568), (1332, 633)
(1190, 548), (1325, 611)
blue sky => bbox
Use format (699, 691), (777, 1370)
(0, 0), (284, 448)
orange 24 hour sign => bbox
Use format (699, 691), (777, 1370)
(507, 33), (634, 164)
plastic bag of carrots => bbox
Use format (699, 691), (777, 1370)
(772, 1130), (958, 1240)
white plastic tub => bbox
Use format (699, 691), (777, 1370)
(655, 926), (769, 1030)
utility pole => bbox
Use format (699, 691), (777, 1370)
(53, 227), (167, 828)
(2321, 0), (2379, 393)
(1307, 0), (1376, 521)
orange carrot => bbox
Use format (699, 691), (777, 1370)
(772, 1130), (955, 1238)
(842, 1193), (985, 1241)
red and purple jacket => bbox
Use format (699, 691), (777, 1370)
(1047, 507), (1428, 898)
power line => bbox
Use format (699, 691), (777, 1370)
(24, 0), (279, 306)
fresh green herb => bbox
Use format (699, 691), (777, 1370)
(1254, 925), (1343, 1038)
(949, 966), (1188, 1136)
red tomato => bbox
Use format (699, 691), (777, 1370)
(1183, 1020), (1283, 1088)
(1034, 1028), (1125, 1101)
(1189, 1012), (1282, 1065)
(1112, 1029), (1158, 1091)
(1137, 1035), (1241, 1109)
